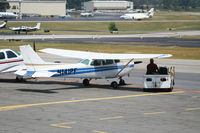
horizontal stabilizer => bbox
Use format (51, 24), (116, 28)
(15, 69), (27, 76)
(32, 71), (56, 78)
(2, 65), (26, 73)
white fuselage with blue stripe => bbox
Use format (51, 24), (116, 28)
(24, 61), (134, 79)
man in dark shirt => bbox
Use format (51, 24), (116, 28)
(146, 58), (158, 74)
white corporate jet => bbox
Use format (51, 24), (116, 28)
(9, 23), (41, 34)
(0, 12), (18, 19)
(80, 12), (94, 17)
(16, 45), (172, 88)
(0, 20), (7, 29)
(0, 48), (25, 81)
(120, 8), (154, 20)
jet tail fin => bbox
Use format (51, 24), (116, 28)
(0, 20), (7, 28)
(35, 22), (41, 30)
(147, 8), (154, 17)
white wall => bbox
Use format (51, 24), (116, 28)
(8, 1), (66, 15)
(22, 2), (65, 15)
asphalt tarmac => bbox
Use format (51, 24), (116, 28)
(0, 55), (200, 133)
(36, 37), (200, 48)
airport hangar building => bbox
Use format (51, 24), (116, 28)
(7, 0), (66, 16)
(83, 0), (134, 12)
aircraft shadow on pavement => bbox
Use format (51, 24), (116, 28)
(0, 78), (170, 94)
(0, 78), (142, 94)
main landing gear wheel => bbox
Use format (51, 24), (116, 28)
(83, 79), (90, 86)
(16, 75), (24, 82)
(111, 81), (118, 89)
(167, 87), (173, 92)
(119, 79), (126, 85)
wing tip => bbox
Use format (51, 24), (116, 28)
(157, 54), (173, 58)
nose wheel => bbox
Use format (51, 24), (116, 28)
(16, 75), (24, 82)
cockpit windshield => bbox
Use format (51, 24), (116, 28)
(79, 59), (90, 65)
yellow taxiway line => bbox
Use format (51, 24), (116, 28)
(185, 107), (200, 111)
(50, 121), (76, 129)
(144, 112), (166, 115)
(0, 91), (183, 111)
(92, 130), (108, 133)
(100, 116), (123, 120)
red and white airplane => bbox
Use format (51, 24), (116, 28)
(0, 48), (25, 81)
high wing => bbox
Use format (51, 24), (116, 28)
(40, 48), (172, 60)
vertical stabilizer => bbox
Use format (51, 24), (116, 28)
(148, 8), (154, 17)
(35, 23), (41, 30)
(20, 45), (46, 65)
(0, 20), (7, 28)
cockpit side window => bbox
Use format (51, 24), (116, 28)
(90, 60), (102, 66)
(80, 59), (89, 65)
(6, 51), (17, 58)
(0, 52), (5, 60)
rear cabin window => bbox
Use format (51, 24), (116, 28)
(6, 51), (17, 58)
(102, 60), (114, 65)
(0, 52), (5, 60)
(13, 50), (21, 56)
(114, 59), (120, 63)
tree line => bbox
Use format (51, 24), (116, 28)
(67, 0), (200, 10)
(133, 0), (200, 10)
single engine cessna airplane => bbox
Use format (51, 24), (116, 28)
(9, 22), (41, 34)
(0, 20), (7, 29)
(120, 8), (154, 20)
(0, 48), (25, 81)
(16, 45), (172, 88)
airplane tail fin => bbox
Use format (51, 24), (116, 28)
(0, 20), (7, 28)
(19, 45), (46, 65)
(147, 8), (154, 18)
(18, 45), (58, 77)
(35, 22), (41, 30)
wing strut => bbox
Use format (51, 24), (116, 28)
(115, 59), (134, 77)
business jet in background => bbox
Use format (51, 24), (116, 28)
(17, 45), (172, 88)
(120, 8), (154, 20)
(0, 49), (25, 81)
(9, 23), (41, 34)
(80, 12), (94, 17)
(0, 20), (7, 29)
(0, 12), (18, 19)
